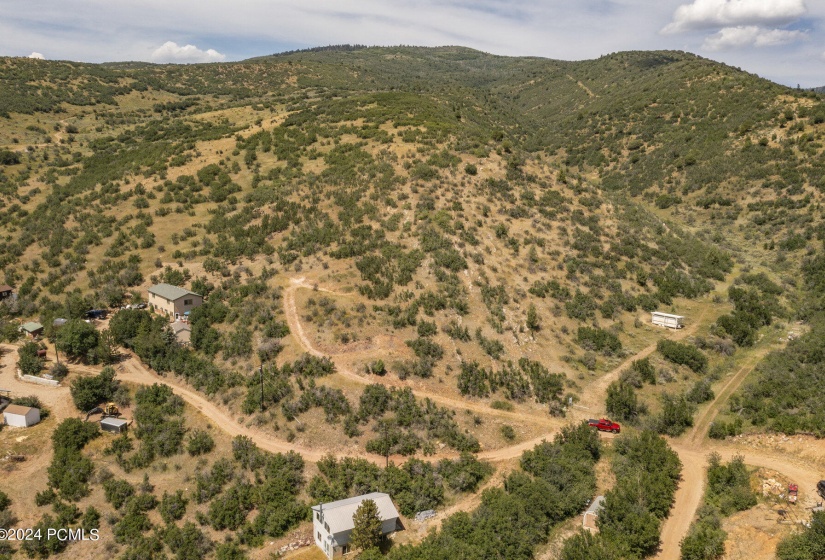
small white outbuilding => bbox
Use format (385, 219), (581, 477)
(3, 404), (41, 427)
(100, 417), (128, 434)
(583, 495), (605, 532)
(651, 312), (684, 329)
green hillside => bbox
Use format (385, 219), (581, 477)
(1, 45), (824, 436)
(1, 45), (824, 560)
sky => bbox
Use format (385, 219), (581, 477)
(1, 0), (823, 87)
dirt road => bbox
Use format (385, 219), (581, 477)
(0, 344), (74, 419)
(283, 277), (554, 425)
(654, 343), (780, 560)
(580, 304), (708, 410)
(5, 279), (817, 559)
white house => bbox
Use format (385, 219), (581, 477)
(3, 404), (41, 427)
(651, 312), (684, 329)
(312, 492), (401, 558)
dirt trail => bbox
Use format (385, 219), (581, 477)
(115, 355), (385, 464)
(580, 304), (708, 410)
(283, 277), (552, 425)
(688, 346), (772, 445)
(6, 279), (817, 558)
(0, 344), (74, 418)
(654, 343), (779, 560)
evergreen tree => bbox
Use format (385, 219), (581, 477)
(351, 499), (383, 552)
(17, 341), (43, 376)
(606, 381), (645, 421)
(526, 303), (541, 332)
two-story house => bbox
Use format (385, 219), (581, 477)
(312, 492), (401, 558)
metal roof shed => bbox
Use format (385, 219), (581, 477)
(100, 417), (128, 433)
(20, 322), (44, 336)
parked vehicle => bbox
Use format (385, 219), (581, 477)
(85, 309), (108, 319)
(817, 480), (825, 500)
(588, 418), (621, 434)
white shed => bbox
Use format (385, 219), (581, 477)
(100, 417), (128, 434)
(583, 495), (605, 532)
(3, 404), (41, 427)
(651, 312), (684, 329)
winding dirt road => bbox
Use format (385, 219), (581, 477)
(3, 279), (819, 559)
(283, 277), (555, 426)
(283, 278), (822, 559)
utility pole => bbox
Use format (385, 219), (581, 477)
(382, 421), (390, 468)
(260, 364), (264, 412)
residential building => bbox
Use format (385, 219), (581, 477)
(312, 492), (401, 558)
(147, 283), (202, 320)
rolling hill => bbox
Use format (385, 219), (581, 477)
(1, 46), (824, 560)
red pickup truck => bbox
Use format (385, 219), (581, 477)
(588, 418), (621, 433)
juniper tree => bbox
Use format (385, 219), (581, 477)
(351, 499), (382, 552)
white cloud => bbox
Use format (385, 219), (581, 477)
(663, 0), (807, 33)
(702, 25), (806, 50)
(150, 41), (225, 63)
(27, 51), (44, 59)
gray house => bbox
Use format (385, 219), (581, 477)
(312, 492), (401, 558)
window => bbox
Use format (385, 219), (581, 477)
(317, 531), (321, 541)
(316, 512), (320, 521)
(324, 522), (329, 532)
(184, 299), (193, 306)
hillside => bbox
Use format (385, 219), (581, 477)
(1, 46), (825, 560)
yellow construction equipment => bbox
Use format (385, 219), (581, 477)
(84, 402), (120, 421)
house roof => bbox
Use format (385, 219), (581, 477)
(173, 327), (191, 345)
(0, 284), (12, 292)
(4, 404), (37, 416)
(311, 492), (400, 535)
(100, 417), (128, 427)
(148, 283), (200, 302)
(170, 320), (191, 334)
(21, 322), (43, 332)
(651, 312), (684, 319)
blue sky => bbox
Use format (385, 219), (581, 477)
(1, 0), (823, 87)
